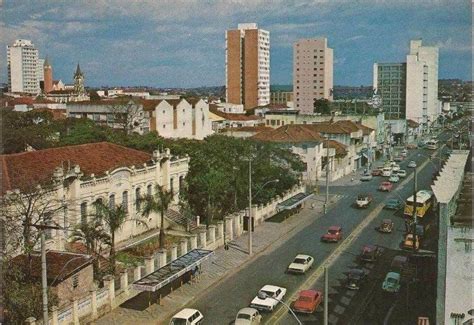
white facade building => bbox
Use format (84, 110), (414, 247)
(7, 39), (41, 94)
(406, 40), (439, 131)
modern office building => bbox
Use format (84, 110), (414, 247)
(293, 38), (333, 114)
(373, 62), (407, 119)
(225, 23), (270, 110)
(406, 39), (439, 129)
(7, 39), (41, 94)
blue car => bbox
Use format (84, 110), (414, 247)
(384, 199), (403, 210)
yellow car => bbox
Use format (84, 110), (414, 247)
(402, 234), (419, 250)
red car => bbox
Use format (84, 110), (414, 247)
(379, 181), (393, 192)
(291, 289), (322, 314)
(321, 226), (343, 243)
(371, 169), (383, 176)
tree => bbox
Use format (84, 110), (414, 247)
(70, 220), (111, 280)
(313, 99), (331, 115)
(92, 200), (147, 274)
(139, 184), (173, 249)
(108, 98), (147, 134)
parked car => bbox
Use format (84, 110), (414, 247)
(250, 285), (287, 311)
(321, 226), (343, 243)
(360, 173), (373, 181)
(391, 164), (401, 172)
(390, 255), (408, 274)
(291, 290), (323, 314)
(408, 161), (417, 168)
(170, 309), (204, 325)
(382, 272), (401, 293)
(377, 219), (394, 233)
(394, 156), (404, 162)
(402, 234), (420, 250)
(359, 244), (383, 262)
(345, 268), (367, 290)
(396, 170), (407, 178)
(384, 198), (403, 210)
(371, 169), (383, 176)
(382, 167), (392, 177)
(389, 175), (400, 183)
(287, 254), (314, 274)
(356, 194), (373, 208)
(379, 181), (393, 192)
(235, 308), (262, 325)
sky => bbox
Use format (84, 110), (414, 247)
(1, 0), (471, 88)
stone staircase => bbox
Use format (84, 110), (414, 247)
(165, 208), (198, 232)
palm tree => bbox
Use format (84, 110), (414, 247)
(70, 220), (110, 280)
(92, 200), (147, 274)
(139, 184), (173, 249)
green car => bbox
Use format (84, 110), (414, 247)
(384, 199), (403, 210)
(382, 272), (401, 292)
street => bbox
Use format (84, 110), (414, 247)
(174, 135), (448, 324)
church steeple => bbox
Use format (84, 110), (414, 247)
(74, 63), (83, 78)
(73, 62), (85, 95)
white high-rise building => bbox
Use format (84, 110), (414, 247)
(7, 39), (40, 94)
(405, 40), (439, 130)
(293, 38), (334, 114)
(226, 23), (270, 110)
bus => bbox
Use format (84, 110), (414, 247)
(404, 190), (434, 219)
(426, 139), (438, 150)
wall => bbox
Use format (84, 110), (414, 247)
(55, 264), (94, 308)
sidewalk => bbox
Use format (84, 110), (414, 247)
(94, 191), (340, 325)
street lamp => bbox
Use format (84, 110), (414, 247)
(257, 292), (302, 325)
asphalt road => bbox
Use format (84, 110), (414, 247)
(177, 132), (450, 325)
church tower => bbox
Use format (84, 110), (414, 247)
(43, 57), (53, 93)
(73, 63), (85, 95)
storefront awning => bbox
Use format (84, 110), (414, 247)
(277, 192), (314, 210)
(132, 249), (214, 292)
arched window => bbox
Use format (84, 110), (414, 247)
(80, 202), (88, 224)
(109, 194), (115, 210)
(135, 187), (141, 211)
(122, 191), (128, 213)
(147, 184), (153, 196)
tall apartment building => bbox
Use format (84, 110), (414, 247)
(293, 38), (333, 114)
(270, 91), (293, 105)
(226, 23), (270, 110)
(373, 63), (407, 119)
(7, 39), (41, 94)
(406, 40), (439, 128)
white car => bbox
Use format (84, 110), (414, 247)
(250, 285), (287, 311)
(389, 175), (400, 183)
(392, 164), (401, 172)
(235, 307), (262, 325)
(397, 170), (407, 178)
(408, 161), (417, 168)
(170, 308), (203, 325)
(287, 254), (314, 274)
(382, 167), (392, 177)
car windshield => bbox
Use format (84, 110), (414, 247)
(358, 195), (367, 200)
(293, 258), (306, 264)
(259, 290), (274, 298)
(237, 313), (251, 320)
(170, 318), (187, 325)
(328, 229), (338, 234)
(387, 277), (398, 284)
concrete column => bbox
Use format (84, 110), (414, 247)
(120, 270), (129, 295)
(133, 266), (141, 281)
(234, 214), (242, 237)
(199, 230), (207, 248)
(196, 215), (200, 227)
(24, 317), (36, 325)
(190, 234), (198, 250)
(145, 256), (155, 274)
(90, 287), (98, 319)
(51, 305), (59, 325)
(180, 239), (188, 255)
(171, 245), (178, 261)
(103, 275), (115, 306)
(158, 249), (167, 268)
(208, 225), (216, 243)
(225, 216), (234, 240)
(72, 298), (79, 325)
(217, 221), (224, 239)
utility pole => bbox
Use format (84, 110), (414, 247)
(324, 267), (328, 325)
(324, 136), (330, 214)
(248, 158), (253, 256)
(412, 166), (418, 253)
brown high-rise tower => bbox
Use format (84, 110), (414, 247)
(43, 57), (53, 93)
(225, 23), (270, 110)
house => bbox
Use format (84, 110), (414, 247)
(0, 142), (189, 251)
(210, 106), (264, 130)
(12, 251), (94, 307)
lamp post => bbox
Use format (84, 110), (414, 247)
(257, 292), (302, 325)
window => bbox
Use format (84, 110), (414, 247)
(135, 188), (141, 211)
(170, 177), (174, 194)
(72, 274), (79, 289)
(80, 202), (87, 224)
(122, 191), (128, 213)
(109, 194), (115, 210)
(147, 184), (153, 196)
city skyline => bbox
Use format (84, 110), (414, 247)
(1, 0), (471, 88)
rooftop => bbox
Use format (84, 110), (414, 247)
(431, 150), (470, 203)
(251, 124), (325, 143)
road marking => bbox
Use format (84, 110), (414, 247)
(267, 157), (433, 324)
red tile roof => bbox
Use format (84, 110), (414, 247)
(1, 142), (152, 194)
(210, 109), (262, 121)
(221, 125), (272, 133)
(7, 97), (34, 106)
(140, 99), (164, 111)
(355, 122), (374, 135)
(12, 251), (92, 284)
(34, 98), (56, 104)
(407, 119), (420, 128)
(251, 124), (325, 143)
(324, 140), (348, 157)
